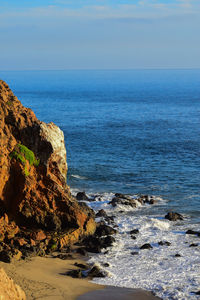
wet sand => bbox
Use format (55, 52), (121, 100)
(78, 286), (161, 300)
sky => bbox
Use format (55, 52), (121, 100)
(0, 0), (200, 70)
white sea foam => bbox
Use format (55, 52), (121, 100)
(141, 218), (171, 231)
(82, 191), (200, 300)
(71, 174), (87, 180)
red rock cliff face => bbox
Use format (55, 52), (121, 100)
(0, 80), (95, 250)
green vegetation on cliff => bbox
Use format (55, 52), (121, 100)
(10, 144), (40, 176)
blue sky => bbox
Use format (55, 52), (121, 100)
(0, 0), (200, 70)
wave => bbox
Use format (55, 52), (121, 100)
(70, 174), (87, 180)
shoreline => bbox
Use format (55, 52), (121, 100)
(0, 255), (160, 300)
(0, 254), (103, 300)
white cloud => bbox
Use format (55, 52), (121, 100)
(0, 0), (200, 69)
(0, 0), (200, 21)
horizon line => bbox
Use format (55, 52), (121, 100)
(1, 67), (200, 72)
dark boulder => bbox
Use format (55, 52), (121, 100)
(189, 243), (198, 247)
(158, 241), (171, 246)
(103, 263), (110, 267)
(186, 229), (200, 236)
(76, 192), (89, 201)
(95, 224), (117, 237)
(115, 193), (130, 199)
(131, 251), (139, 255)
(84, 235), (115, 253)
(109, 197), (137, 208)
(66, 269), (83, 278)
(149, 198), (156, 205)
(175, 253), (181, 257)
(103, 235), (115, 247)
(56, 253), (73, 260)
(195, 291), (200, 295)
(74, 262), (89, 269)
(165, 212), (183, 221)
(105, 216), (115, 225)
(140, 243), (153, 250)
(76, 248), (87, 256)
(130, 229), (139, 235)
(88, 266), (107, 278)
(96, 209), (107, 218)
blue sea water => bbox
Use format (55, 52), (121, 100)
(1, 69), (200, 299)
(1, 69), (200, 221)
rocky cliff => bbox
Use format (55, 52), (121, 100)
(0, 80), (96, 260)
(0, 268), (26, 300)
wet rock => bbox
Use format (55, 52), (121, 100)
(109, 197), (137, 208)
(130, 229), (139, 235)
(186, 229), (200, 236)
(140, 195), (157, 205)
(84, 239), (100, 253)
(93, 195), (103, 201)
(189, 243), (198, 247)
(140, 243), (153, 250)
(76, 192), (89, 201)
(88, 266), (107, 278)
(149, 199), (157, 205)
(96, 209), (107, 218)
(105, 216), (116, 226)
(76, 248), (87, 256)
(83, 235), (115, 253)
(175, 253), (181, 257)
(131, 251), (139, 255)
(165, 212), (184, 221)
(103, 263), (110, 267)
(95, 224), (117, 237)
(111, 194), (157, 207)
(103, 235), (115, 247)
(56, 253), (73, 260)
(195, 291), (200, 295)
(67, 269), (83, 278)
(115, 193), (132, 200)
(158, 241), (171, 246)
(106, 215), (115, 221)
(74, 262), (89, 269)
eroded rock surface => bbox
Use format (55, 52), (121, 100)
(0, 268), (26, 300)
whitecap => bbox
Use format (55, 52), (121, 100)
(141, 218), (171, 231)
(71, 174), (87, 180)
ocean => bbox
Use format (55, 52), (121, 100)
(1, 69), (200, 299)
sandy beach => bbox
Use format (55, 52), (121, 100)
(0, 255), (161, 300)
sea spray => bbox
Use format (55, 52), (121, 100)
(72, 189), (200, 300)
